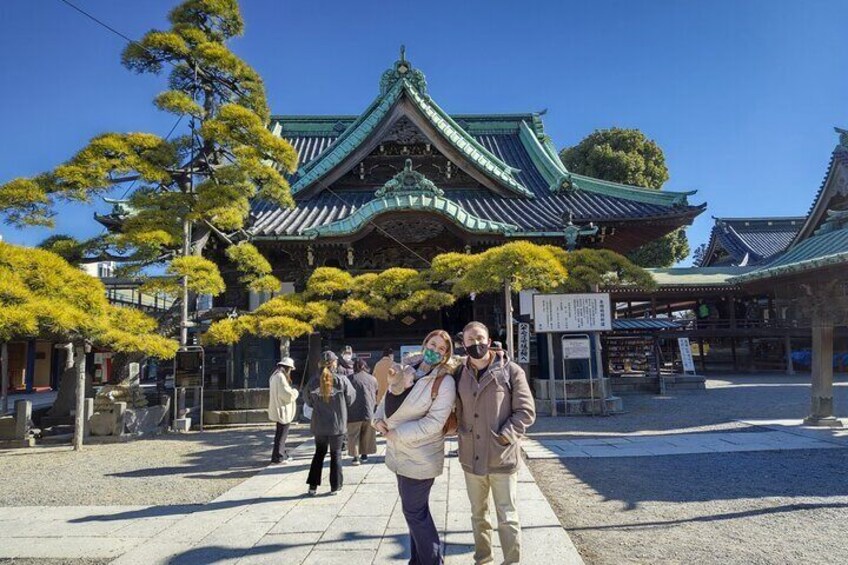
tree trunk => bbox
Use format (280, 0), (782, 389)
(504, 280), (514, 360)
(1, 342), (8, 414)
(48, 344), (93, 419)
(73, 342), (87, 451)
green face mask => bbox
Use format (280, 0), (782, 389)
(422, 348), (442, 365)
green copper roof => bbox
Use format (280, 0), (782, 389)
(518, 120), (570, 192)
(730, 214), (848, 283)
(302, 193), (519, 238)
(646, 266), (754, 287)
(568, 174), (696, 207)
(402, 85), (531, 197)
(288, 56), (532, 198)
(291, 79), (405, 193)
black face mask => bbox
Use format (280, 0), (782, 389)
(466, 343), (490, 360)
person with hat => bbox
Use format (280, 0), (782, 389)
(268, 357), (299, 464)
(305, 350), (356, 495)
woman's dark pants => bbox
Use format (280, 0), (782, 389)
(397, 475), (443, 565)
(271, 422), (290, 462)
(306, 434), (344, 490)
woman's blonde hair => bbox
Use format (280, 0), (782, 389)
(319, 360), (335, 403)
(421, 329), (455, 376)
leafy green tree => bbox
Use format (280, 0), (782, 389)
(560, 127), (689, 267)
(0, 242), (177, 450)
(0, 0), (297, 344)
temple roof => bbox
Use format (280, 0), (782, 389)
(730, 211), (848, 283)
(729, 130), (848, 284)
(250, 52), (704, 242)
(698, 216), (803, 267)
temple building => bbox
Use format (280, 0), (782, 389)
(698, 216), (803, 267)
(204, 51), (704, 387)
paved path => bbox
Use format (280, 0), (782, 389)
(0, 438), (583, 564)
(524, 419), (848, 459)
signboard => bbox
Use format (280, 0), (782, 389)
(678, 337), (696, 374)
(517, 323), (531, 363)
(174, 349), (204, 387)
(533, 293), (612, 333)
(561, 335), (592, 360)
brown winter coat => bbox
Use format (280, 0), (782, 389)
(455, 351), (536, 476)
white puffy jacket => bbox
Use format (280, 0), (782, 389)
(268, 369), (299, 425)
(373, 367), (456, 480)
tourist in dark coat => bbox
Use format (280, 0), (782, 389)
(304, 351), (355, 495)
(346, 358), (378, 465)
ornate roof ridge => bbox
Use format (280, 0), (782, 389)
(287, 52), (534, 198)
(567, 173), (697, 207)
(713, 215), (806, 223)
(302, 192), (519, 238)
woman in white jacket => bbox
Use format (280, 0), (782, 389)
(268, 357), (299, 464)
(373, 329), (457, 565)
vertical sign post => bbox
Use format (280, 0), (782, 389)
(678, 337), (697, 375)
(517, 323), (530, 364)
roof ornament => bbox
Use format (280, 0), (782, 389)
(836, 127), (848, 149)
(562, 209), (598, 250)
(374, 158), (444, 198)
(380, 46), (428, 96)
(814, 208), (848, 236)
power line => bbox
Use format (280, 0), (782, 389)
(57, 0), (431, 269)
(57, 0), (137, 45)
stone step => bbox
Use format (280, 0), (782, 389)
(203, 409), (269, 426)
(535, 396), (623, 416)
(203, 388), (270, 410)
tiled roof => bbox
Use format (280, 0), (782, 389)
(251, 55), (704, 240)
(251, 126), (702, 237)
(792, 140), (848, 243)
(250, 129), (701, 237)
(699, 217), (803, 267)
(730, 225), (848, 283)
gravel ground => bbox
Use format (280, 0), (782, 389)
(527, 374), (848, 564)
(0, 424), (312, 507)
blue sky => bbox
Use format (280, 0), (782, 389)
(1, 0), (846, 264)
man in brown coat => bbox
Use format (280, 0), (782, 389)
(456, 321), (536, 565)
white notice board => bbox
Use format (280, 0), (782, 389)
(561, 336), (592, 359)
(533, 293), (612, 333)
(678, 337), (696, 374)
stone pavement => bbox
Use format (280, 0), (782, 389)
(0, 437), (583, 564)
(524, 419), (848, 459)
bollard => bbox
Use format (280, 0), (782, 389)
(113, 402), (127, 436)
(14, 400), (31, 440)
(83, 398), (94, 438)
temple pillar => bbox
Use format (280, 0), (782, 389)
(784, 335), (795, 376)
(804, 318), (841, 427)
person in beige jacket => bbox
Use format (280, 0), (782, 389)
(268, 358), (299, 464)
(456, 321), (536, 565)
(373, 330), (457, 565)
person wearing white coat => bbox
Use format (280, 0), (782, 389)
(373, 330), (457, 565)
(268, 357), (299, 464)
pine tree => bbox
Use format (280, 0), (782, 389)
(0, 242), (177, 450)
(0, 0), (297, 345)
